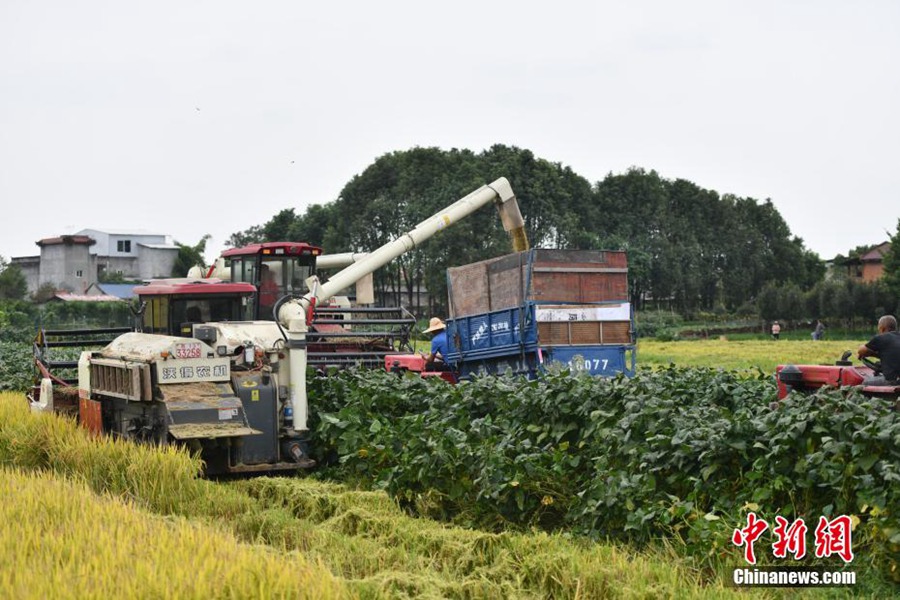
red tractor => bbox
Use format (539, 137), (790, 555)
(775, 351), (900, 402)
(384, 353), (458, 383)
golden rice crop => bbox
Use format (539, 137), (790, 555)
(638, 339), (866, 373)
(234, 477), (748, 599)
(3, 390), (810, 599)
(0, 391), (215, 514)
(0, 392), (267, 522)
(0, 467), (347, 600)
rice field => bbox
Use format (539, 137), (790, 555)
(637, 338), (868, 373)
(0, 391), (747, 599)
(0, 337), (890, 598)
(0, 468), (345, 600)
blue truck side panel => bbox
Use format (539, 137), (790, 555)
(542, 345), (634, 377)
(451, 306), (537, 354)
(445, 302), (635, 380)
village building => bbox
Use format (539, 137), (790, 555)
(11, 229), (179, 296)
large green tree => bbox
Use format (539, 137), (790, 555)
(593, 168), (670, 308)
(594, 168), (824, 313)
(323, 145), (598, 313)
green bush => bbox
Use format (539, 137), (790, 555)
(653, 328), (681, 342)
(36, 300), (133, 329)
(635, 310), (684, 338)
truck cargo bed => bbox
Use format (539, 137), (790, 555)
(445, 249), (635, 380)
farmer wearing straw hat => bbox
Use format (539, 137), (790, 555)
(421, 317), (451, 371)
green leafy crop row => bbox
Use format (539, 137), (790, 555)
(0, 341), (33, 392)
(309, 367), (900, 579)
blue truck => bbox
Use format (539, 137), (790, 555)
(443, 249), (635, 380)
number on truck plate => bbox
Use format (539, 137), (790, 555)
(568, 358), (609, 371)
(174, 342), (202, 359)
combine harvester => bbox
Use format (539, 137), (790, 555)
(31, 178), (530, 475)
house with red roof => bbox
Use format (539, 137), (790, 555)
(841, 241), (891, 283)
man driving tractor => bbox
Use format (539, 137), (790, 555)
(857, 314), (900, 385)
(421, 317), (451, 372)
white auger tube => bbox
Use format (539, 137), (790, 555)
(281, 177), (527, 433)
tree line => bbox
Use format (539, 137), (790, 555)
(758, 278), (897, 330)
(2, 145), (896, 324)
(226, 145), (859, 317)
(759, 222), (900, 327)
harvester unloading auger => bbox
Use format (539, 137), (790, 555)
(279, 177), (528, 435)
(34, 178), (528, 475)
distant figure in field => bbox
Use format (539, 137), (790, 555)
(812, 320), (825, 341)
(771, 321), (781, 340)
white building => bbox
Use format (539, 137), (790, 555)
(76, 228), (179, 282)
(11, 229), (180, 295)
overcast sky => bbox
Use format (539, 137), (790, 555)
(2, 1), (898, 265)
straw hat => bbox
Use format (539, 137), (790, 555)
(423, 317), (446, 333)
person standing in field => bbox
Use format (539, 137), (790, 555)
(857, 315), (900, 385)
(812, 320), (825, 341)
(771, 321), (781, 340)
